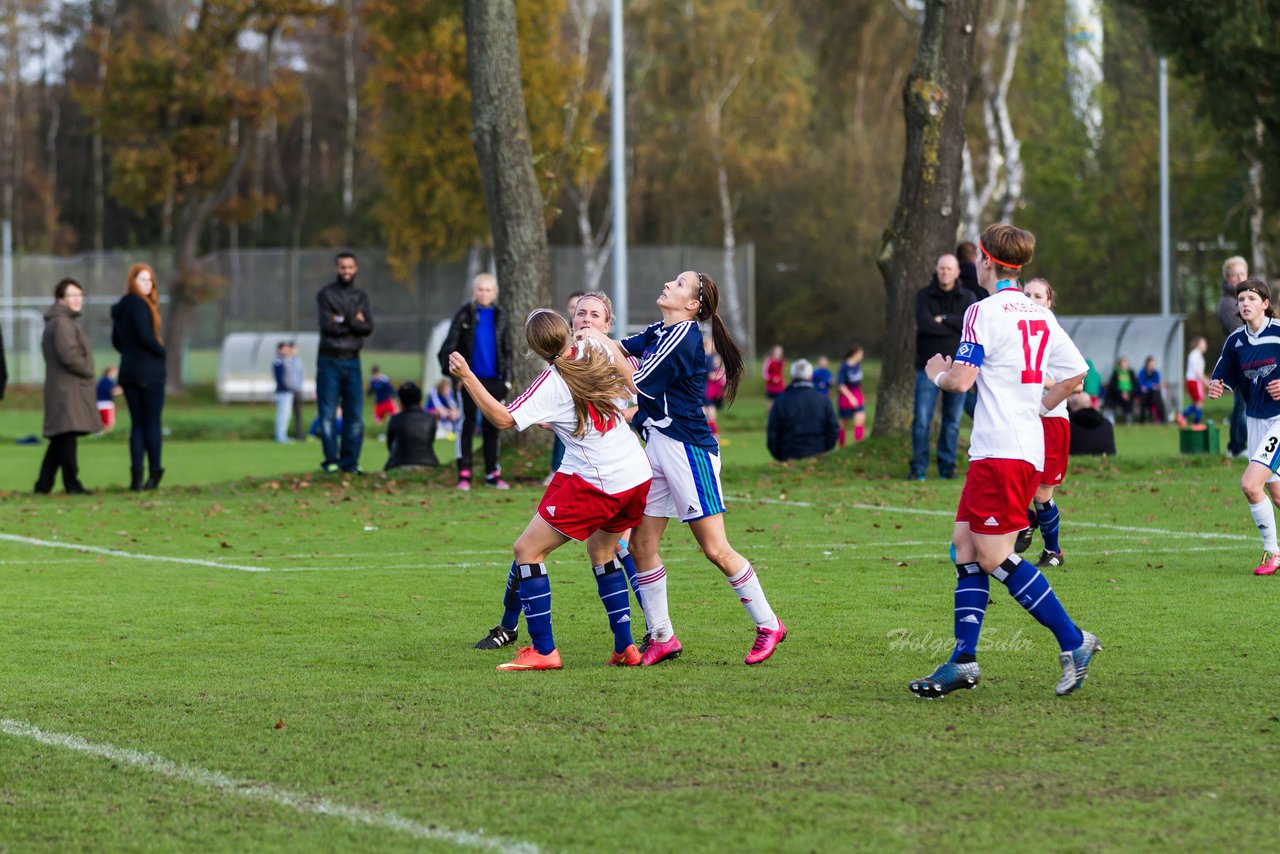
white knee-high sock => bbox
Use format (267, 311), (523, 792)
(634, 566), (673, 641)
(727, 562), (778, 630)
(1251, 500), (1279, 552)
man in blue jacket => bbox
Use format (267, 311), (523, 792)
(316, 252), (374, 474)
(767, 359), (839, 461)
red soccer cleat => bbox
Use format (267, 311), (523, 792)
(496, 646), (563, 671)
(744, 619), (788, 665)
(607, 644), (642, 667)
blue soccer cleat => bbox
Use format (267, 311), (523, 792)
(1056, 629), (1102, 696)
(909, 661), (980, 699)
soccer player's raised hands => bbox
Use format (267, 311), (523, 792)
(447, 352), (472, 381)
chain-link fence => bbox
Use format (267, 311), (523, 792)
(1, 245), (754, 382)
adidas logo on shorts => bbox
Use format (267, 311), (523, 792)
(687, 504), (697, 514)
(546, 506), (556, 516)
(984, 516), (999, 526)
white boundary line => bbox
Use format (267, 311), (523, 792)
(727, 497), (1255, 543)
(0, 719), (540, 853)
(0, 534), (272, 573)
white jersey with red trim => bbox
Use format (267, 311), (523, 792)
(954, 287), (1087, 467)
(507, 357), (651, 494)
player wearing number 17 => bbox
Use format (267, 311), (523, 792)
(909, 224), (1101, 699)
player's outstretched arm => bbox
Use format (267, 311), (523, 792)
(448, 351), (516, 430)
(1043, 372), (1087, 412)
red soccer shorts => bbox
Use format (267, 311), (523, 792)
(1185, 379), (1205, 404)
(956, 458), (1040, 535)
(1040, 417), (1071, 487)
(374, 399), (398, 423)
(538, 472), (651, 541)
(97, 403), (115, 430)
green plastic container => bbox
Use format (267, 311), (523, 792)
(1179, 421), (1220, 455)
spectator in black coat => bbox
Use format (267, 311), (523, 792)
(909, 254), (976, 479)
(1068, 392), (1116, 456)
(955, 241), (985, 304)
(111, 263), (167, 491)
(767, 359), (839, 461)
(385, 382), (440, 471)
(437, 273), (513, 489)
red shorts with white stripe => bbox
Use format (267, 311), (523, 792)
(537, 472), (651, 541)
(956, 458), (1039, 535)
(1040, 417), (1070, 487)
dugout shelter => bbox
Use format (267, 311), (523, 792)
(1056, 314), (1185, 415)
(217, 332), (319, 403)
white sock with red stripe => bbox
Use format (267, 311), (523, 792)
(634, 566), (673, 642)
(727, 562), (778, 630)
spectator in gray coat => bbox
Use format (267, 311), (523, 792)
(1218, 256), (1250, 456)
(35, 278), (99, 494)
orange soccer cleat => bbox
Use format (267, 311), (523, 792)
(607, 644), (642, 667)
(496, 646), (563, 671)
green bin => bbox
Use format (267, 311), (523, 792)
(1179, 421), (1220, 455)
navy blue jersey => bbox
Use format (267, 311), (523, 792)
(838, 361), (863, 390)
(1212, 319), (1280, 420)
(622, 320), (716, 449)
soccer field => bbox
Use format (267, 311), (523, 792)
(1, 399), (1276, 851)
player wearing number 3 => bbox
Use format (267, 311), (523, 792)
(1208, 277), (1280, 576)
(910, 224), (1100, 698)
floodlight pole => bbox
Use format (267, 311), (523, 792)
(1159, 56), (1171, 317)
(610, 0), (628, 334)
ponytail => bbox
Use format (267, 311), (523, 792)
(693, 272), (744, 407)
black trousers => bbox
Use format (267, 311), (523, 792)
(36, 432), (82, 492)
(122, 381), (165, 474)
(292, 394), (305, 440)
(457, 377), (507, 480)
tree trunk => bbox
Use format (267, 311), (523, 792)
(342, 0), (358, 218)
(463, 0), (552, 414)
(875, 0), (980, 437)
(1250, 117), (1268, 280)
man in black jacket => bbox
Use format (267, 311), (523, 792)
(767, 359), (838, 461)
(437, 273), (512, 490)
(909, 253), (975, 480)
(316, 252), (374, 474)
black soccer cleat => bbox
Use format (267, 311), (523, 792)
(1014, 525), (1036, 554)
(474, 625), (518, 650)
(1036, 549), (1064, 569)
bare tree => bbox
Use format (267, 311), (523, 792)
(462, 0), (552, 398)
(875, 0), (981, 436)
(960, 0), (1024, 240)
(341, 0), (357, 218)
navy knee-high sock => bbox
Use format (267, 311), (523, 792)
(500, 561), (521, 630)
(594, 556), (634, 654)
(1035, 499), (1061, 553)
(616, 545), (648, 634)
(516, 563), (555, 654)
(993, 555), (1082, 651)
(950, 562), (989, 664)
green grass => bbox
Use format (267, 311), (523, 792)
(0, 376), (1273, 852)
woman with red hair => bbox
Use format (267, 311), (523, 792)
(111, 263), (167, 490)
